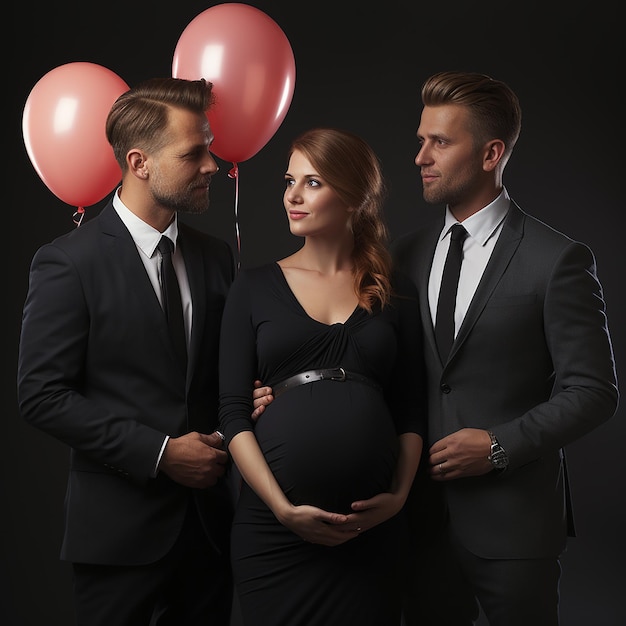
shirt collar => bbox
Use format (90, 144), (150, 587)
(441, 187), (510, 246)
(112, 186), (180, 258)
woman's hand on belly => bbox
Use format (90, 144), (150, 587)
(347, 491), (405, 533)
(276, 502), (363, 547)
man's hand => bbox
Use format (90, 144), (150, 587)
(159, 431), (228, 488)
(251, 379), (273, 421)
(428, 428), (493, 480)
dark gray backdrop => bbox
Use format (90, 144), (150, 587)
(8, 1), (624, 625)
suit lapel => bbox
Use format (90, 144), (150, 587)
(420, 227), (442, 360)
(99, 203), (187, 379)
(453, 203), (524, 353)
(178, 228), (205, 384)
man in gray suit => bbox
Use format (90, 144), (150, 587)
(392, 71), (619, 626)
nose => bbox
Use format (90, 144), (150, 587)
(284, 183), (302, 204)
(202, 151), (219, 175)
(415, 144), (429, 167)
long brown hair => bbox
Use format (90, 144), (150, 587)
(288, 127), (392, 312)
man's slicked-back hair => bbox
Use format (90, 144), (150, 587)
(105, 77), (215, 171)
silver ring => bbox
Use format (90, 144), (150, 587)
(356, 527), (362, 532)
(439, 463), (444, 474)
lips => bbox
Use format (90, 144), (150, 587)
(288, 211), (308, 220)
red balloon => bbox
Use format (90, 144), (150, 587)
(22, 62), (129, 208)
(172, 3), (296, 163)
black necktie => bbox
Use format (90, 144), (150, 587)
(157, 236), (187, 372)
(435, 224), (468, 361)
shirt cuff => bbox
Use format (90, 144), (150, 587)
(153, 435), (169, 477)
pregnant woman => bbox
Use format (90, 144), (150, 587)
(218, 128), (425, 625)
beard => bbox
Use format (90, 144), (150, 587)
(422, 161), (482, 207)
(151, 178), (211, 215)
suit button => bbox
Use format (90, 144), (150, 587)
(440, 383), (451, 394)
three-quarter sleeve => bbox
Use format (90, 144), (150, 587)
(218, 271), (258, 447)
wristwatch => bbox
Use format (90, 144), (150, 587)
(487, 431), (509, 471)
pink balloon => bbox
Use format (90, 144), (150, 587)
(172, 3), (296, 164)
(22, 62), (129, 208)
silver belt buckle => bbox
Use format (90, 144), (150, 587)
(327, 367), (346, 382)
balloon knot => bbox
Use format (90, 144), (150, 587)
(73, 206), (85, 227)
(228, 163), (239, 179)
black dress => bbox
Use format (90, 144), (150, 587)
(219, 263), (425, 626)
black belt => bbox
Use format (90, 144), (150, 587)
(273, 367), (381, 398)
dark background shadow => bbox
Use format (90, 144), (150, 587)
(8, 1), (624, 625)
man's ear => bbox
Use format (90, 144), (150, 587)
(483, 139), (506, 172)
(127, 149), (149, 179)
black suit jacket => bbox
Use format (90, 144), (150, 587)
(17, 202), (236, 565)
(392, 200), (618, 558)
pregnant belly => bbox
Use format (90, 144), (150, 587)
(255, 381), (398, 513)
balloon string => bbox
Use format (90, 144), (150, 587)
(73, 206), (85, 227)
(228, 163), (241, 272)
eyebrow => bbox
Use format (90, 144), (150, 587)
(284, 172), (321, 178)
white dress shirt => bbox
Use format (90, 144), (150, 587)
(428, 188), (510, 337)
(112, 188), (192, 474)
(112, 188), (192, 345)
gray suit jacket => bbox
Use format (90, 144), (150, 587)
(18, 202), (236, 565)
(392, 200), (618, 559)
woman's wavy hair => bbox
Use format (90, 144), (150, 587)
(288, 128), (392, 312)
